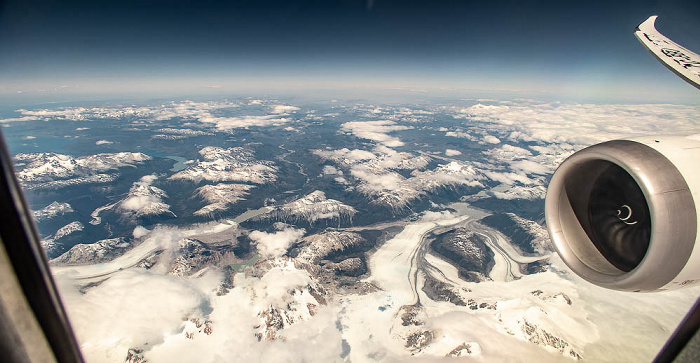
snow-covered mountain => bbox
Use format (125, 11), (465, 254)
(118, 175), (175, 219)
(497, 290), (584, 360)
(313, 146), (430, 171)
(23, 174), (119, 191)
(315, 146), (485, 210)
(14, 105), (154, 121)
(33, 201), (74, 221)
(245, 258), (329, 341)
(254, 191), (356, 225)
(167, 238), (234, 276)
(431, 228), (495, 282)
(353, 161), (485, 211)
(506, 213), (549, 253)
(52, 237), (131, 265)
(295, 230), (366, 263)
(42, 221), (84, 255)
(155, 128), (213, 136)
(194, 183), (255, 216)
(151, 127), (213, 140)
(412, 161), (485, 191)
(11, 99), (699, 363)
(170, 146), (277, 184)
(15, 152), (151, 183)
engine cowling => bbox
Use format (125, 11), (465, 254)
(545, 135), (700, 291)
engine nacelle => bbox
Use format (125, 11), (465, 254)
(545, 135), (700, 291)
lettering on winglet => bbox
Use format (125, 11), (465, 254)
(659, 48), (700, 74)
(643, 32), (670, 47)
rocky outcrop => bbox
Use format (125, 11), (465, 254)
(520, 319), (582, 360)
(498, 303), (583, 360)
(430, 228), (495, 282)
(480, 213), (548, 255)
(327, 257), (366, 277)
(168, 238), (234, 276)
(421, 274), (468, 306)
(405, 330), (434, 353)
(531, 290), (572, 306)
(124, 348), (146, 363)
(446, 342), (481, 357)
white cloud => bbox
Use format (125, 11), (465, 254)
(446, 101), (700, 193)
(121, 196), (162, 211)
(253, 262), (312, 305)
(455, 102), (700, 147)
(133, 226), (150, 239)
(313, 146), (428, 173)
(0, 115), (42, 123)
(510, 159), (551, 175)
(322, 165), (341, 175)
(95, 140), (113, 145)
(483, 135), (501, 144)
(312, 148), (377, 168)
(199, 115), (289, 130)
(55, 247), (700, 363)
(1, 100), (298, 132)
(57, 269), (206, 362)
(348, 148), (377, 161)
(40, 99), (700, 363)
(140, 174), (158, 184)
(122, 259), (340, 363)
(350, 167), (405, 192)
(271, 105), (300, 114)
(421, 210), (457, 221)
(482, 170), (535, 185)
(445, 130), (473, 140)
(249, 227), (306, 258)
(445, 149), (462, 156)
(340, 120), (411, 147)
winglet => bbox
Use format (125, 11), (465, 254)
(634, 15), (700, 90)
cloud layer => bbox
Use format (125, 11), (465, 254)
(249, 227), (306, 258)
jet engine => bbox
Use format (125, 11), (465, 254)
(545, 135), (700, 291)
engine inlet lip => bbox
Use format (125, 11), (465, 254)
(545, 140), (696, 291)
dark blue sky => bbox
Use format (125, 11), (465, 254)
(1, 0), (699, 103)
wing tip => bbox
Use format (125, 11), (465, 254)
(635, 15), (658, 33)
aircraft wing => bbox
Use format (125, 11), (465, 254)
(634, 15), (700, 90)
